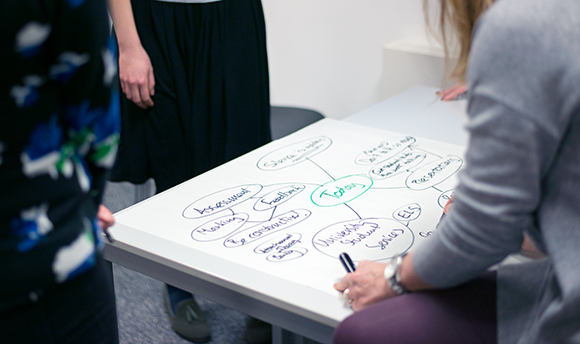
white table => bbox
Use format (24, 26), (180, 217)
(344, 85), (468, 146)
(104, 85), (468, 344)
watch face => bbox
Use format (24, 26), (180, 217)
(383, 264), (397, 279)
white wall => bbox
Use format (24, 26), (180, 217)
(262, 0), (439, 119)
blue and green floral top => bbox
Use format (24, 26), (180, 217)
(0, 0), (119, 308)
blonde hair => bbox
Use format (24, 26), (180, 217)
(424, 0), (495, 81)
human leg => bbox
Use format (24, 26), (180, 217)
(124, 0), (272, 342)
(333, 272), (497, 344)
(162, 284), (211, 343)
(219, 0), (272, 159)
(219, 2), (273, 341)
(244, 316), (273, 344)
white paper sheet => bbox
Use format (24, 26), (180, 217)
(112, 118), (467, 297)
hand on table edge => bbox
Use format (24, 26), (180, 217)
(98, 204), (115, 231)
(437, 81), (467, 101)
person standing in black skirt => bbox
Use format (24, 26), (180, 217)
(107, 0), (271, 343)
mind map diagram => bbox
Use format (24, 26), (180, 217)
(180, 131), (463, 266)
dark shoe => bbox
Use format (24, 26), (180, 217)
(163, 285), (211, 343)
(244, 316), (272, 344)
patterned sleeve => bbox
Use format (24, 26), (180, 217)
(49, 0), (120, 205)
(0, 0), (120, 294)
(2, 0), (119, 209)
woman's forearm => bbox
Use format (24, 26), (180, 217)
(107, 0), (142, 52)
(106, 0), (155, 108)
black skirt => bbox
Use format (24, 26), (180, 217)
(111, 0), (271, 192)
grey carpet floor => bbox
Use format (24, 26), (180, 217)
(103, 181), (249, 344)
(113, 265), (248, 344)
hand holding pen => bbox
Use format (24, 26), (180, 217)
(334, 255), (399, 310)
(338, 252), (356, 304)
(339, 252), (357, 273)
(437, 195), (454, 228)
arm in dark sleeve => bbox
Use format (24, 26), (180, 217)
(52, 0), (120, 206)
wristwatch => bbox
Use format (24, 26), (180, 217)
(384, 253), (410, 295)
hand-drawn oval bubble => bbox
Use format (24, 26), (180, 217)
(369, 150), (426, 180)
(224, 209), (312, 248)
(253, 184), (306, 211)
(355, 136), (416, 165)
(392, 203), (422, 222)
(311, 175), (373, 207)
(257, 137), (332, 171)
(312, 218), (414, 261)
(182, 184), (262, 219)
(406, 155), (463, 191)
(254, 232), (303, 254)
(437, 189), (455, 209)
(267, 247), (308, 262)
(191, 213), (249, 242)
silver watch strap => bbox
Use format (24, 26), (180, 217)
(388, 254), (410, 295)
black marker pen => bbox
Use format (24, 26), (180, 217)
(104, 230), (115, 244)
(436, 212), (446, 228)
(437, 195), (454, 228)
(339, 252), (356, 273)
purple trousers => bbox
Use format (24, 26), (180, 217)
(333, 272), (496, 344)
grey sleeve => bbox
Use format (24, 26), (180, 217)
(412, 99), (552, 287)
(411, 9), (560, 288)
